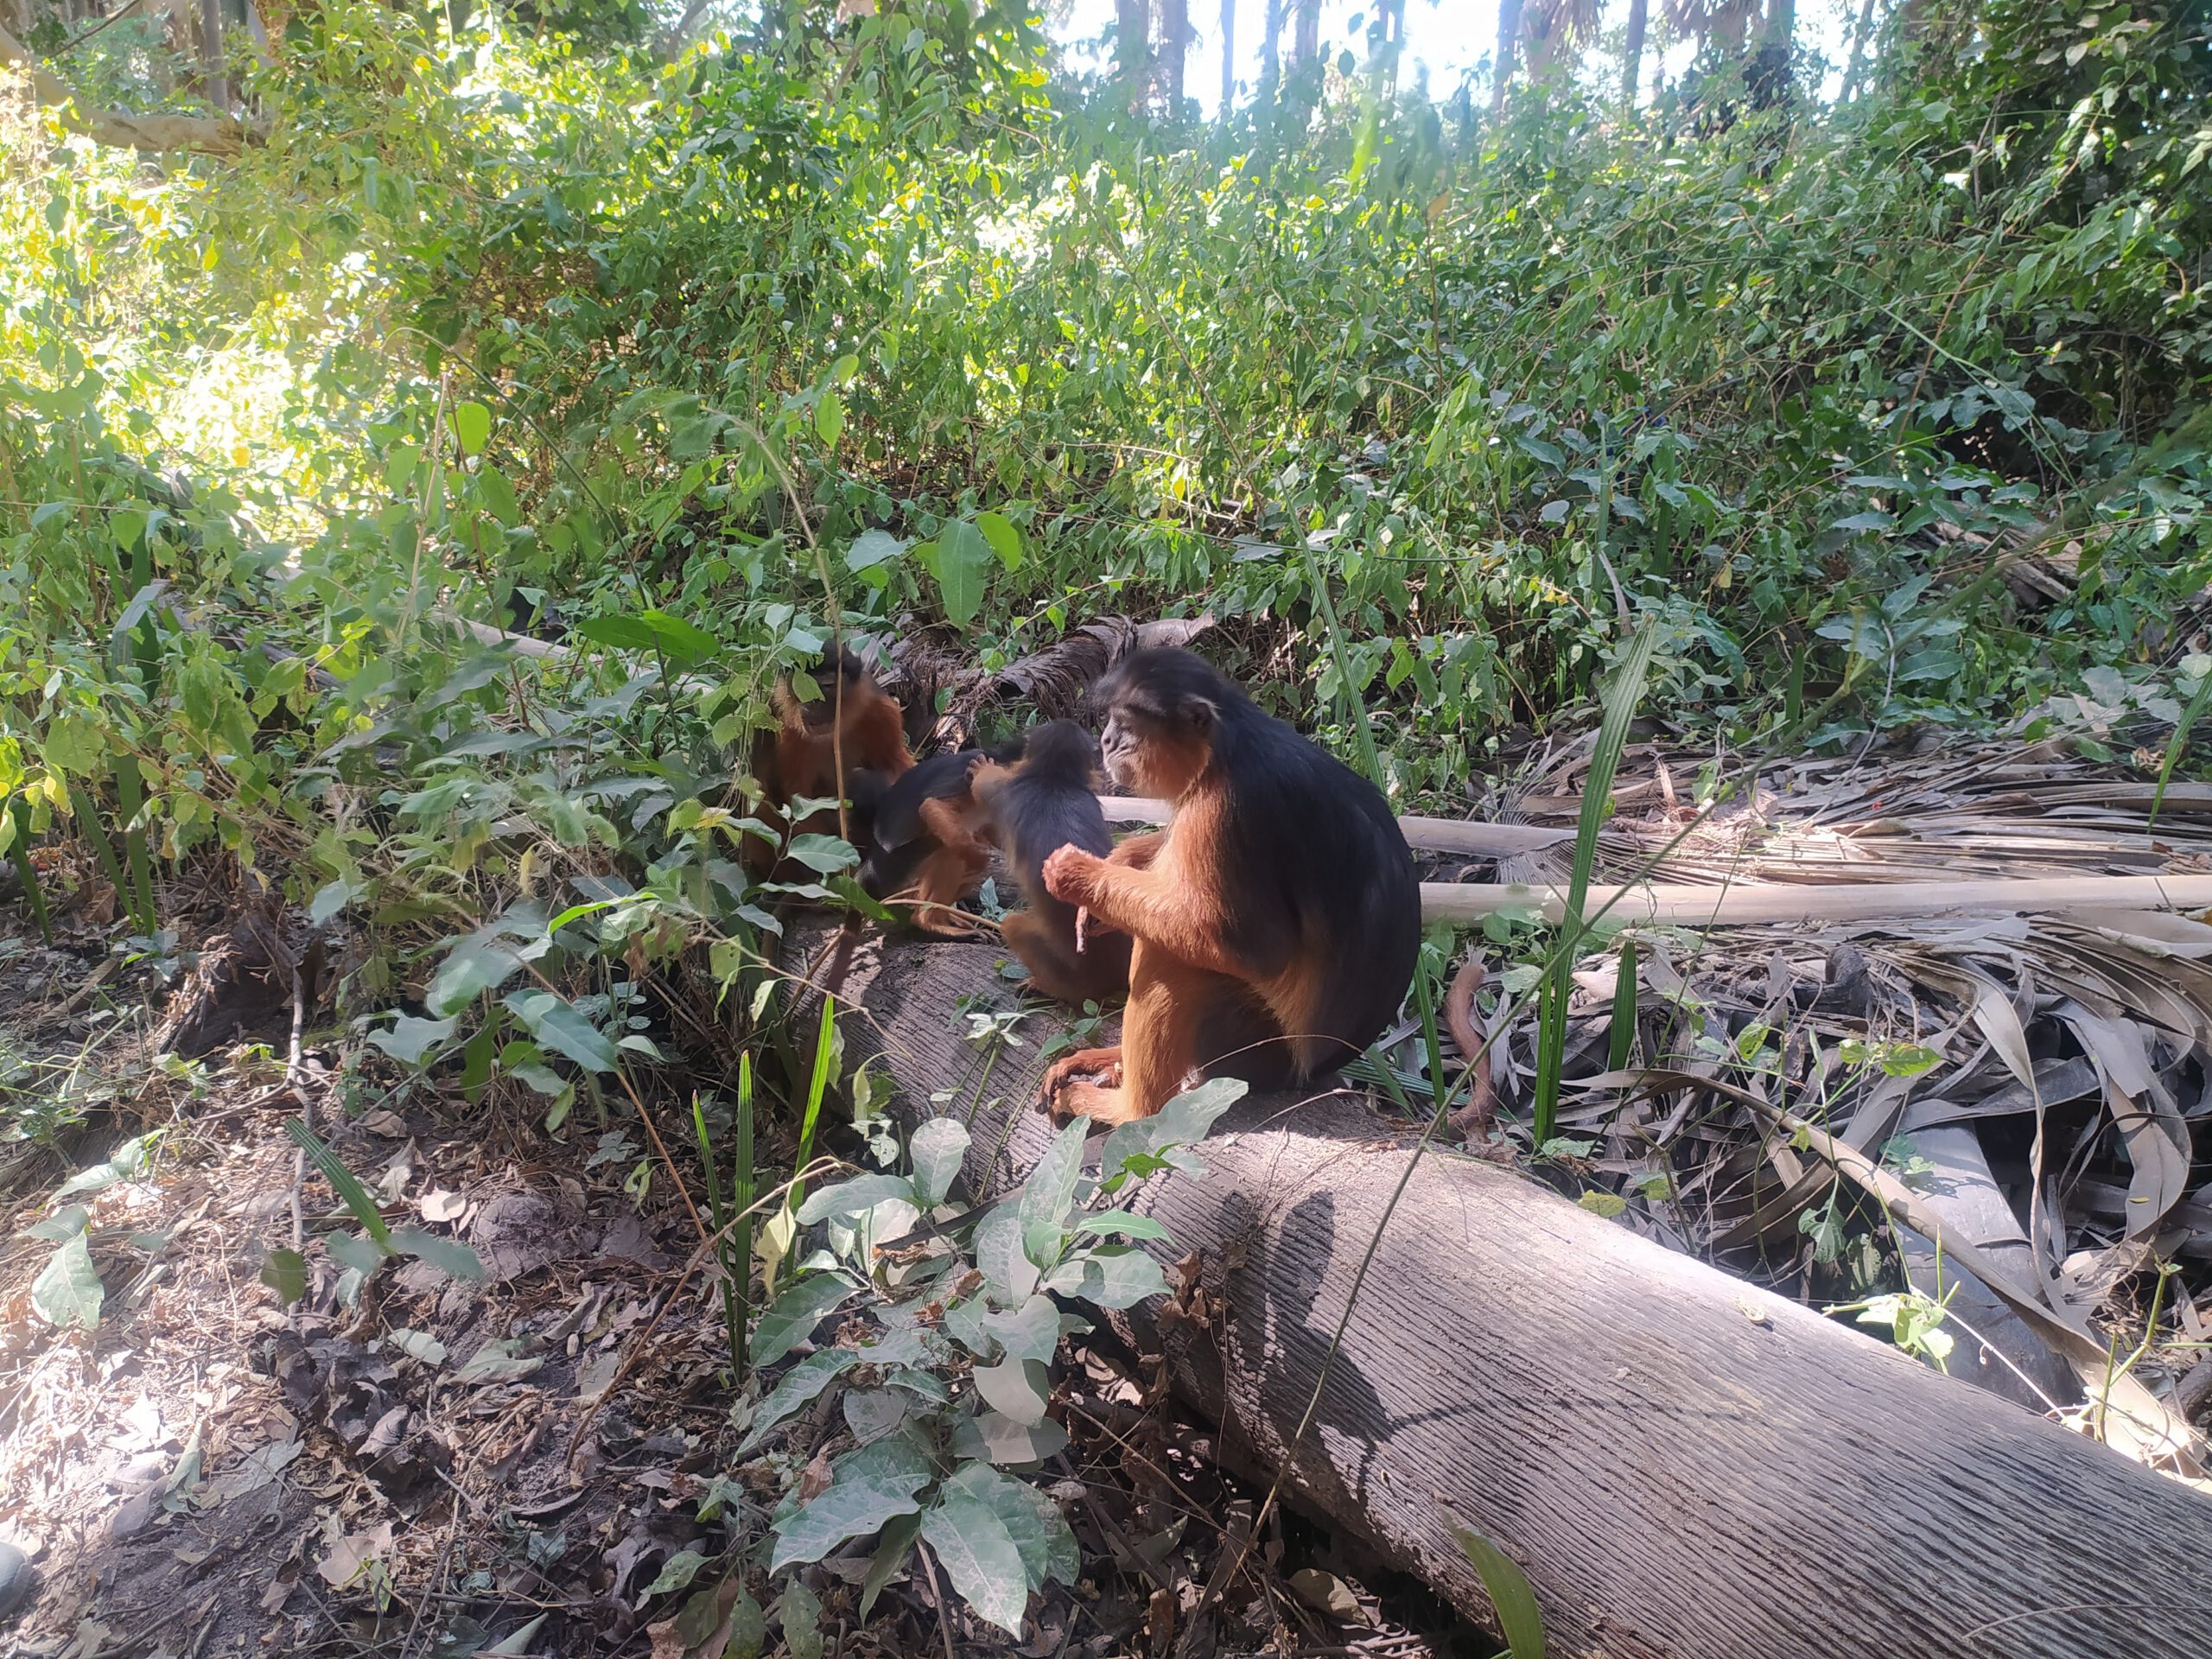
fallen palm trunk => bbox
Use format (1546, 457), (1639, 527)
(828, 930), (2212, 1659)
(1422, 872), (2212, 926)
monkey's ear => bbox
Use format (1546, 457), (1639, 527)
(1179, 695), (1219, 737)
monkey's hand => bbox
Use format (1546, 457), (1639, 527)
(1041, 843), (1105, 907)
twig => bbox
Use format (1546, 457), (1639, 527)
(918, 1540), (959, 1659)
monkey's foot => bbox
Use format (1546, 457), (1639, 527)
(1039, 1046), (1124, 1121)
(1043, 1078), (1152, 1127)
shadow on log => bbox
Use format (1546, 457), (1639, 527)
(818, 926), (2212, 1659)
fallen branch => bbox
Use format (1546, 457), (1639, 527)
(831, 927), (2212, 1659)
(1419, 871), (2212, 925)
(1, 22), (261, 155)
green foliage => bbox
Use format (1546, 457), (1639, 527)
(742, 1078), (1242, 1637)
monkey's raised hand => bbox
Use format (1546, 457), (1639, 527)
(1040, 843), (1104, 906)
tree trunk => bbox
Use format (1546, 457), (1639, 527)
(1291, 0), (1318, 65)
(1380, 0), (1404, 95)
(1622, 0), (1648, 105)
(1490, 0), (1522, 114)
(1116, 0), (1152, 108)
(1160, 0), (1190, 108)
(833, 931), (2212, 1659)
(1840, 0), (1879, 99)
(197, 0), (228, 108)
(1218, 0), (1235, 111)
(1260, 0), (1282, 97)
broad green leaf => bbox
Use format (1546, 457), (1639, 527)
(368, 1012), (457, 1068)
(779, 1580), (823, 1659)
(842, 1389), (908, 1443)
(390, 1226), (486, 1281)
(782, 832), (859, 874)
(426, 934), (528, 1017)
(923, 518), (991, 627)
(980, 1294), (1062, 1367)
(1448, 1516), (1548, 1659)
(972, 1357), (1051, 1426)
(1831, 511), (1893, 533)
(643, 1548), (709, 1599)
(909, 1116), (969, 1208)
(570, 610), (720, 671)
(454, 1338), (543, 1384)
(724, 1588), (767, 1659)
(797, 1172), (916, 1226)
(953, 1409), (1069, 1468)
(921, 1494), (1031, 1637)
(32, 1230), (104, 1329)
(817, 392), (845, 447)
(309, 878), (363, 924)
(859, 1513), (923, 1621)
(1099, 1076), (1244, 1181)
(324, 1229), (389, 1278)
(750, 1272), (855, 1367)
(1044, 1244), (1168, 1309)
(504, 991), (618, 1073)
(771, 1477), (925, 1571)
(846, 529), (907, 573)
(1020, 1117), (1088, 1269)
(974, 1203), (1039, 1306)
(976, 511), (1021, 570)
(260, 1247), (308, 1306)
(739, 1349), (860, 1452)
(1074, 1211), (1172, 1242)
(476, 465), (519, 526)
(452, 401), (493, 455)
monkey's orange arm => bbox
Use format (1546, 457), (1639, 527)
(1042, 845), (1253, 980)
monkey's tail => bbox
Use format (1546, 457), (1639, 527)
(1444, 954), (1497, 1142)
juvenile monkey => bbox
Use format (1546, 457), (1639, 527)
(744, 647), (912, 880)
(1036, 649), (1419, 1125)
(861, 748), (1000, 937)
(972, 721), (1133, 1007)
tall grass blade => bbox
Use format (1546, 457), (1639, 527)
(1607, 940), (1639, 1072)
(730, 1054), (757, 1381)
(692, 1093), (743, 1373)
(10, 799), (52, 944)
(788, 993), (837, 1217)
(2150, 668), (2212, 829)
(67, 785), (134, 925)
(284, 1117), (392, 1248)
(1446, 1513), (1547, 1659)
(1533, 621), (1656, 1144)
(111, 760), (157, 932)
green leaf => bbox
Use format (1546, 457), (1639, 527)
(1447, 1516), (1548, 1659)
(842, 1389), (908, 1444)
(940, 1464), (1059, 1592)
(476, 465), (519, 526)
(1577, 1191), (1628, 1218)
(750, 1272), (855, 1367)
(643, 1548), (709, 1599)
(860, 1513), (923, 1621)
(976, 511), (1022, 570)
(1099, 1077), (1245, 1185)
(325, 1229), (388, 1279)
(973, 1357), (1052, 1426)
(953, 1410), (1070, 1468)
(846, 530), (907, 573)
(923, 518), (991, 627)
(390, 1226), (486, 1281)
(309, 878), (363, 925)
(921, 1494), (1032, 1637)
(1513, 431), (1565, 467)
(739, 1349), (861, 1453)
(260, 1247), (308, 1306)
(1044, 1244), (1168, 1309)
(32, 1230), (104, 1329)
(779, 1580), (823, 1659)
(974, 1202), (1039, 1305)
(783, 833), (859, 874)
(724, 1588), (768, 1659)
(287, 1120), (391, 1245)
(368, 1012), (457, 1068)
(909, 1116), (969, 1208)
(980, 1294), (1062, 1367)
(817, 391), (845, 447)
(570, 610), (720, 671)
(771, 1474), (925, 1571)
(1074, 1211), (1171, 1242)
(505, 990), (619, 1073)
(1020, 1118), (1088, 1269)
(426, 934), (528, 1017)
(1831, 511), (1893, 533)
(797, 1173), (915, 1227)
(452, 401), (493, 455)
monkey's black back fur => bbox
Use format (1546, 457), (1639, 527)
(996, 721), (1114, 880)
(861, 749), (985, 897)
(1098, 648), (1420, 1078)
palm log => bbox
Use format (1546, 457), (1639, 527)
(821, 928), (2212, 1658)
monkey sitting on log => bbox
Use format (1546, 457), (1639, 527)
(1033, 648), (1420, 1125)
(743, 646), (912, 880)
(971, 720), (1133, 1007)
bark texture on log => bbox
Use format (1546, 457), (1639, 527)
(825, 928), (2212, 1659)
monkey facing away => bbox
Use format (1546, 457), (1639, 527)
(1035, 648), (1420, 1125)
(972, 720), (1133, 1007)
(860, 747), (1001, 937)
(744, 647), (912, 880)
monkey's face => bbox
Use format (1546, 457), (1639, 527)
(1096, 648), (1226, 799)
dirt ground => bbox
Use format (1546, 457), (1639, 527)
(0, 901), (1478, 1659)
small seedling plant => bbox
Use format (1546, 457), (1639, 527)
(734, 1077), (1246, 1638)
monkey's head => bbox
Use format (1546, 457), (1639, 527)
(783, 646), (871, 732)
(1016, 720), (1103, 786)
(1093, 648), (1235, 800)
